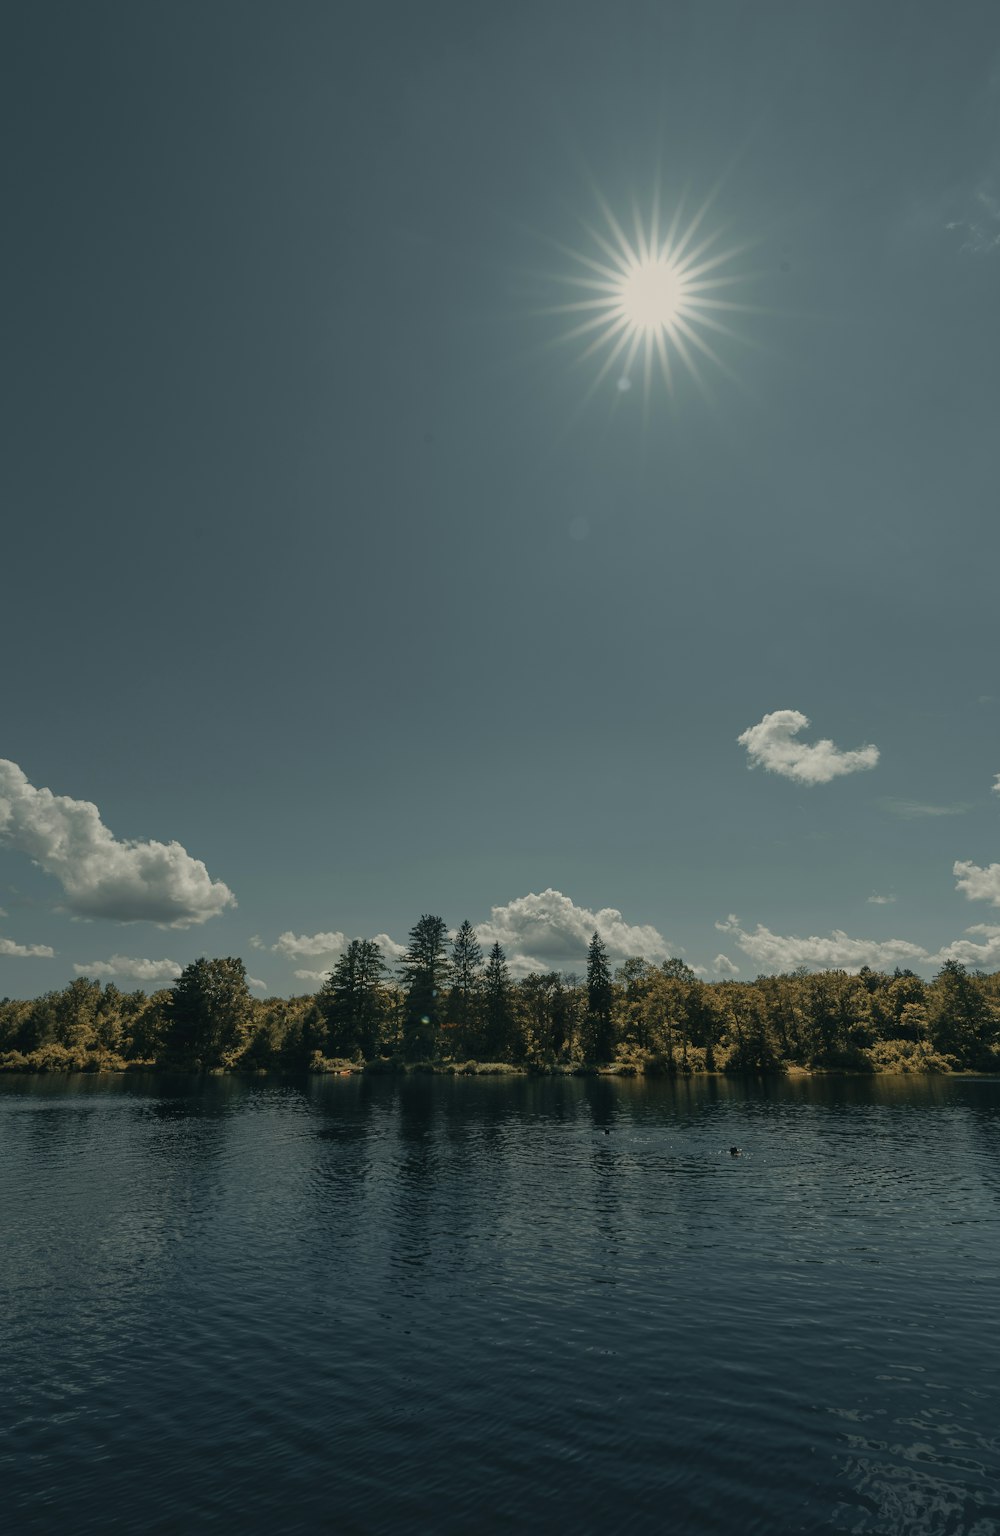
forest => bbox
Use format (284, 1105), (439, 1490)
(2, 914), (1000, 1076)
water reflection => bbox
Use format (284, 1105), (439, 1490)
(2, 1070), (999, 1535)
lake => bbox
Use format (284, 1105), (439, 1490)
(2, 1071), (998, 1534)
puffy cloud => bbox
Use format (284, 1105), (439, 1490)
(953, 860), (1000, 907)
(293, 968), (332, 984)
(737, 710), (879, 785)
(992, 774), (1000, 797)
(247, 976), (268, 992)
(477, 889), (670, 972)
(272, 930), (347, 960)
(713, 953), (740, 977)
(867, 893), (896, 905)
(269, 929), (405, 964)
(935, 926), (1000, 968)
(715, 916), (927, 973)
(73, 955), (181, 984)
(1, 934), (54, 958)
(0, 760), (235, 927)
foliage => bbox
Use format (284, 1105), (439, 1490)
(3, 933), (1000, 1077)
(159, 957), (253, 1069)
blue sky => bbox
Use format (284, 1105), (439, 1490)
(3, 0), (999, 996)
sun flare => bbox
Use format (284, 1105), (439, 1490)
(618, 258), (684, 332)
(546, 185), (754, 407)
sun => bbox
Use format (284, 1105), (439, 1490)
(544, 185), (754, 406)
(617, 257), (685, 332)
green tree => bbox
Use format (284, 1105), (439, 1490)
(929, 960), (995, 1066)
(482, 941), (515, 1060)
(160, 957), (253, 1069)
(318, 939), (388, 1060)
(448, 920), (483, 1056)
(587, 931), (615, 1064)
(400, 915), (451, 1061)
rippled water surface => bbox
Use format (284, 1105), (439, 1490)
(2, 1072), (999, 1534)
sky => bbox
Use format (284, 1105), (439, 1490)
(3, 0), (1000, 997)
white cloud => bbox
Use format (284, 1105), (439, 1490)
(713, 953), (740, 976)
(476, 889), (671, 971)
(294, 968), (332, 984)
(934, 925), (1000, 968)
(715, 916), (928, 973)
(247, 976), (268, 992)
(272, 930), (347, 960)
(73, 954), (182, 984)
(867, 893), (896, 905)
(1, 935), (54, 958)
(738, 710), (879, 785)
(953, 859), (1000, 907)
(992, 774), (1000, 797)
(270, 929), (406, 964)
(715, 913), (1000, 975)
(0, 760), (235, 927)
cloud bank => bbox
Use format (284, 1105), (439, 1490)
(738, 710), (879, 785)
(0, 760), (235, 927)
(477, 889), (671, 976)
(1, 935), (54, 958)
(716, 915), (1000, 974)
(73, 955), (182, 984)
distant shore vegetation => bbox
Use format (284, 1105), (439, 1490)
(2, 915), (1000, 1077)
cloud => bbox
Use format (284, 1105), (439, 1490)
(247, 977), (268, 992)
(0, 760), (235, 927)
(476, 889), (671, 972)
(737, 710), (879, 785)
(953, 860), (1000, 907)
(880, 799), (969, 820)
(948, 181), (1000, 254)
(268, 930), (406, 964)
(935, 925), (1000, 968)
(293, 968), (332, 984)
(715, 913), (1000, 975)
(272, 930), (347, 960)
(992, 775), (1000, 797)
(713, 953), (740, 977)
(1, 935), (54, 958)
(73, 954), (182, 984)
(867, 893), (896, 905)
(715, 916), (928, 973)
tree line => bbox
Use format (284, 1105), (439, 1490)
(2, 913), (1000, 1075)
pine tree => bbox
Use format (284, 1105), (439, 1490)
(482, 941), (514, 1061)
(587, 931), (615, 1064)
(399, 915), (451, 1061)
(449, 919), (483, 1056)
(318, 939), (387, 1060)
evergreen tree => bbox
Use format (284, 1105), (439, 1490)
(482, 941), (514, 1061)
(318, 939), (387, 1060)
(399, 915), (451, 1061)
(587, 931), (615, 1063)
(448, 919), (483, 1056)
(160, 957), (253, 1068)
(929, 960), (995, 1066)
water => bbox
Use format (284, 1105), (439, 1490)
(2, 1072), (998, 1535)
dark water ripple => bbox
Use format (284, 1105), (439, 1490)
(2, 1073), (999, 1534)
